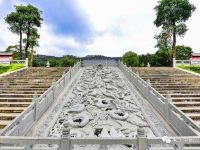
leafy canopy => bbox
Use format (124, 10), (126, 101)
(154, 0), (196, 27)
(122, 51), (139, 67)
(176, 45), (193, 60)
(5, 4), (43, 59)
(154, 30), (172, 50)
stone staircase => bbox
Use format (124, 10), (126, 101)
(0, 67), (68, 129)
(132, 67), (200, 126)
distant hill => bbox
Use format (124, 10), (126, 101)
(33, 54), (121, 67)
(82, 55), (120, 60)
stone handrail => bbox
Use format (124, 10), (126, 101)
(176, 59), (200, 66)
(118, 62), (200, 136)
(0, 62), (81, 136)
(0, 58), (28, 67)
(0, 135), (200, 150)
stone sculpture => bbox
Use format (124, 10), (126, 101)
(49, 66), (152, 138)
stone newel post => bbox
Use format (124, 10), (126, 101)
(137, 126), (148, 150)
(60, 125), (71, 150)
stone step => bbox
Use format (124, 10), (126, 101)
(3, 77), (58, 80)
(0, 94), (40, 98)
(0, 91), (44, 94)
(155, 87), (200, 90)
(172, 98), (200, 102)
(164, 94), (200, 97)
(160, 91), (200, 94)
(173, 102), (200, 107)
(0, 113), (20, 120)
(0, 107), (26, 113)
(0, 85), (50, 89)
(179, 107), (200, 113)
(0, 83), (51, 86)
(0, 97), (33, 102)
(153, 85), (200, 88)
(0, 88), (47, 91)
(152, 84), (192, 86)
(186, 113), (200, 120)
(0, 80), (53, 83)
(0, 120), (11, 129)
(0, 102), (31, 107)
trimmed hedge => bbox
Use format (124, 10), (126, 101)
(0, 64), (25, 74)
(178, 65), (200, 74)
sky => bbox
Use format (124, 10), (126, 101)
(0, 0), (200, 57)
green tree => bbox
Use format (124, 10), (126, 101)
(5, 45), (21, 59)
(176, 45), (193, 60)
(50, 59), (61, 67)
(122, 51), (139, 67)
(153, 49), (172, 66)
(22, 5), (43, 58)
(5, 4), (43, 59)
(61, 56), (77, 67)
(154, 0), (195, 60)
(139, 53), (152, 67)
(5, 9), (24, 59)
(154, 30), (172, 50)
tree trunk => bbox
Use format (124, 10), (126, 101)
(25, 23), (31, 58)
(172, 21), (176, 59)
(19, 28), (23, 59)
(30, 46), (34, 67)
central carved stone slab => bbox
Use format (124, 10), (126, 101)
(49, 66), (153, 138)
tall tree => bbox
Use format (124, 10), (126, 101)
(154, 0), (195, 63)
(20, 4), (43, 58)
(5, 10), (24, 59)
(5, 4), (42, 59)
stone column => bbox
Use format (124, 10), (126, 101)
(137, 127), (148, 150)
(32, 94), (39, 121)
(145, 79), (151, 98)
(165, 95), (172, 121)
(60, 126), (71, 150)
(25, 58), (29, 68)
(173, 57), (176, 67)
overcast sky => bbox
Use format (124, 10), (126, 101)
(0, 0), (199, 57)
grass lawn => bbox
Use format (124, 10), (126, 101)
(178, 65), (200, 74)
(0, 64), (25, 74)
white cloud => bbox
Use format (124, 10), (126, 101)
(0, 20), (84, 56)
(37, 23), (85, 56)
(0, 0), (3, 6)
(0, 20), (19, 50)
(75, 0), (200, 56)
(76, 0), (159, 56)
(1, 0), (200, 57)
(177, 0), (200, 53)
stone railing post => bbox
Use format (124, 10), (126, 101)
(190, 58), (192, 66)
(69, 67), (72, 79)
(60, 125), (71, 150)
(62, 73), (66, 87)
(25, 58), (29, 68)
(173, 58), (176, 67)
(52, 80), (57, 100)
(32, 94), (39, 121)
(137, 127), (148, 150)
(165, 95), (172, 121)
(146, 79), (151, 97)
